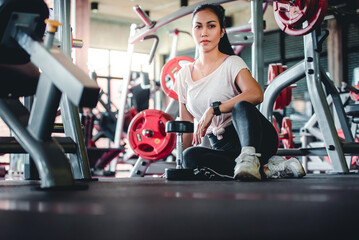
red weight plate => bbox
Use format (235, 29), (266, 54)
(280, 81), (288, 109)
(350, 84), (359, 102)
(281, 117), (294, 149)
(272, 116), (281, 147)
(268, 64), (291, 110)
(268, 64), (292, 110)
(277, 64), (289, 109)
(268, 64), (283, 110)
(285, 66), (292, 108)
(160, 56), (195, 100)
(274, 64), (283, 110)
(274, 0), (315, 28)
(274, 0), (328, 36)
(280, 65), (292, 108)
(285, 86), (292, 108)
(267, 63), (279, 84)
(128, 109), (176, 161)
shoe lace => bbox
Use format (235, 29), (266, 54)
(194, 167), (234, 180)
(267, 163), (285, 172)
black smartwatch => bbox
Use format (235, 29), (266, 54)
(211, 101), (222, 116)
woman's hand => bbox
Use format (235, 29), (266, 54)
(193, 107), (214, 145)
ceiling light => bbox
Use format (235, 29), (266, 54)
(91, 2), (99, 13)
(181, 0), (188, 7)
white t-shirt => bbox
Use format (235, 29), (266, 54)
(173, 55), (249, 137)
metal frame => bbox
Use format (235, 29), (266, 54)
(129, 0), (237, 45)
(260, 30), (359, 173)
(16, 0), (96, 182)
(0, 99), (74, 187)
(54, 0), (94, 180)
(251, 0), (265, 89)
(261, 60), (306, 121)
(0, 4), (99, 188)
(300, 82), (355, 172)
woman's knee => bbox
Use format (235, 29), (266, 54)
(183, 147), (206, 169)
(183, 147), (197, 169)
(232, 101), (253, 117)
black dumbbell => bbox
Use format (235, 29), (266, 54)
(165, 121), (195, 180)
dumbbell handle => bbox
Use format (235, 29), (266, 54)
(176, 133), (183, 169)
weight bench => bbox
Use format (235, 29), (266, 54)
(0, 0), (100, 189)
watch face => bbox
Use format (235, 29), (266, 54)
(211, 102), (221, 116)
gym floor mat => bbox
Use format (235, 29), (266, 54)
(0, 174), (358, 240)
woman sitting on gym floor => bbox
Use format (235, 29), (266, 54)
(173, 3), (305, 180)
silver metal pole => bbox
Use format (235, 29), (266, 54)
(129, 0), (237, 44)
(54, 0), (92, 180)
(176, 133), (183, 169)
(111, 24), (136, 172)
(304, 32), (349, 173)
(133, 5), (154, 27)
(251, 0), (264, 90)
(169, 32), (178, 59)
(226, 24), (251, 34)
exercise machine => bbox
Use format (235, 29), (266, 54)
(0, 0), (100, 188)
(260, 1), (359, 173)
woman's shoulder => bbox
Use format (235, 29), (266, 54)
(177, 61), (193, 77)
(226, 55), (245, 62)
(225, 55), (248, 67)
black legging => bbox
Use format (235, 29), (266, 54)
(183, 101), (278, 176)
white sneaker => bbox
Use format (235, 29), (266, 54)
(264, 156), (306, 179)
(234, 146), (261, 181)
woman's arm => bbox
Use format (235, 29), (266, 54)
(219, 68), (263, 113)
(193, 68), (262, 143)
(179, 102), (194, 150)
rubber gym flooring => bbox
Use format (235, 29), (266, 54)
(0, 174), (358, 240)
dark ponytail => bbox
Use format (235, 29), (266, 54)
(192, 3), (235, 56)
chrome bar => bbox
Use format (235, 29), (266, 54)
(260, 60), (306, 122)
(251, 0), (264, 89)
(111, 24), (137, 172)
(54, 0), (94, 180)
(133, 5), (154, 27)
(303, 32), (348, 173)
(129, 0), (237, 44)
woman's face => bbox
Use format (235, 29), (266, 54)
(192, 9), (224, 53)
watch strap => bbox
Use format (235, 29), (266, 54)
(211, 101), (222, 116)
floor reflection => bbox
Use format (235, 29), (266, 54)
(0, 199), (104, 215)
(164, 192), (330, 202)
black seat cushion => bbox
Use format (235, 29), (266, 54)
(0, 62), (39, 97)
(0, 0), (49, 64)
(345, 104), (359, 117)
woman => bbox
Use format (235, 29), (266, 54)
(173, 3), (305, 180)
